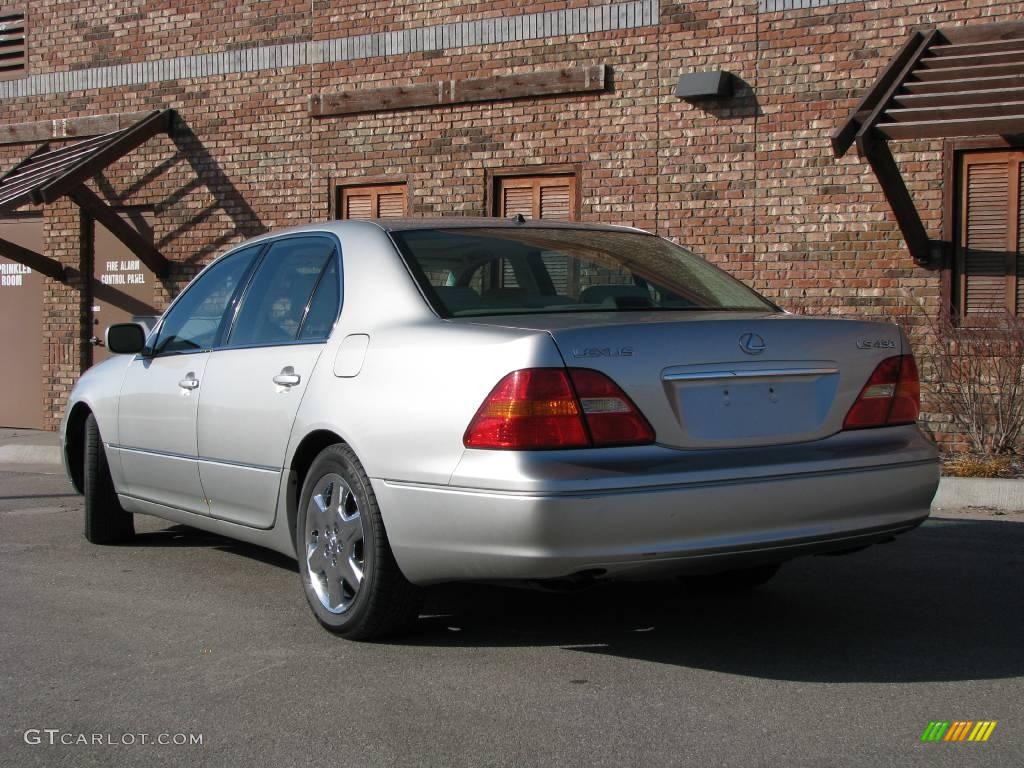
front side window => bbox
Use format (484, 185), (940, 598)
(227, 236), (337, 347)
(151, 246), (261, 355)
(393, 228), (777, 317)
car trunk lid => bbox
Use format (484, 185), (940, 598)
(455, 311), (905, 449)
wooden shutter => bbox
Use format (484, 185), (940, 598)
(958, 152), (1024, 318)
(539, 183), (571, 219)
(1017, 162), (1024, 313)
(501, 185), (534, 218)
(0, 9), (25, 81)
(495, 174), (577, 220)
(344, 193), (373, 220)
(377, 191), (405, 218)
(338, 183), (407, 219)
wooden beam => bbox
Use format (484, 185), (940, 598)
(932, 38), (1024, 58)
(904, 73), (1024, 95)
(831, 31), (926, 157)
(0, 134), (127, 213)
(0, 141), (48, 184)
(315, 82), (438, 116)
(0, 111), (157, 146)
(856, 132), (932, 264)
(0, 143), (51, 213)
(918, 49), (1024, 69)
(0, 237), (65, 280)
(884, 101), (1024, 122)
(6, 136), (116, 191)
(452, 67), (605, 102)
(894, 86), (1024, 109)
(911, 61), (1024, 82)
(847, 31), (940, 158)
(878, 114), (1024, 139)
(68, 185), (168, 277)
(941, 20), (1024, 46)
(312, 65), (607, 117)
(37, 110), (173, 204)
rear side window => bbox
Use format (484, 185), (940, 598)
(152, 246), (261, 355)
(298, 257), (340, 341)
(392, 228), (777, 317)
(228, 236), (337, 347)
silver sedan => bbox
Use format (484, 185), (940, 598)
(61, 219), (939, 639)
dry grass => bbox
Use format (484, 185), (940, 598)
(942, 454), (1020, 479)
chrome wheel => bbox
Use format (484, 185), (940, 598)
(304, 473), (365, 614)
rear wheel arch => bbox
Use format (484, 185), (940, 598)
(288, 430), (348, 539)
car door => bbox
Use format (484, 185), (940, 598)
(115, 245), (263, 513)
(197, 235), (341, 528)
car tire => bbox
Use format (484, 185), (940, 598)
(681, 563), (781, 593)
(296, 443), (422, 640)
(83, 413), (134, 544)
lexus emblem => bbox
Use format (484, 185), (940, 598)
(739, 333), (766, 355)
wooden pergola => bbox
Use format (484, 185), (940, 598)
(0, 109), (173, 280)
(832, 21), (1024, 264)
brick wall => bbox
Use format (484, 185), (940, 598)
(3, 0), (1024, 436)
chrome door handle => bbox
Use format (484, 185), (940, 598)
(178, 376), (200, 390)
(273, 370), (301, 387)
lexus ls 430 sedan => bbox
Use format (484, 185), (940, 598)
(61, 219), (940, 639)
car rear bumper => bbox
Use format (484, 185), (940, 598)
(373, 426), (939, 584)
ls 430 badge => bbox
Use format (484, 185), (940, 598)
(856, 338), (896, 350)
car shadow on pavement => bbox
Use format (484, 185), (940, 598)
(131, 524), (299, 572)
(399, 518), (1024, 684)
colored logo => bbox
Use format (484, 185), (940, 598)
(920, 721), (997, 742)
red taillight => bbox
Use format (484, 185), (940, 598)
(568, 368), (656, 447)
(843, 354), (920, 430)
(464, 368), (655, 450)
(463, 369), (588, 449)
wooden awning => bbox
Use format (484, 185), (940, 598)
(832, 22), (1024, 264)
(0, 109), (173, 278)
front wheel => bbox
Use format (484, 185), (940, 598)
(296, 444), (421, 640)
(83, 413), (134, 544)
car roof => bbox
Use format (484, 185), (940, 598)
(368, 217), (649, 234)
(237, 218), (652, 243)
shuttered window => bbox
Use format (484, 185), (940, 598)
(0, 8), (25, 80)
(956, 152), (1024, 319)
(337, 183), (407, 220)
(495, 174), (577, 221)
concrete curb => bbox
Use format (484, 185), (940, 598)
(0, 445), (62, 466)
(932, 477), (1024, 512)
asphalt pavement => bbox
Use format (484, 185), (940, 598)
(1, 468), (1021, 768)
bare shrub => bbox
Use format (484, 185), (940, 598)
(904, 308), (1024, 456)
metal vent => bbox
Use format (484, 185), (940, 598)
(0, 10), (25, 80)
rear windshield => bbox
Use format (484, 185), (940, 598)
(391, 227), (778, 317)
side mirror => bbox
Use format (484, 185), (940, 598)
(105, 323), (147, 355)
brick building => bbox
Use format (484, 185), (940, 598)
(0, 0), (1021, 433)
